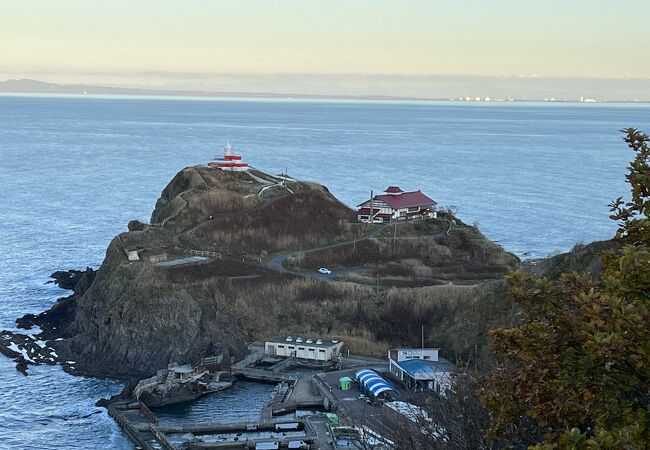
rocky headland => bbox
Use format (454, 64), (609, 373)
(3, 164), (603, 382)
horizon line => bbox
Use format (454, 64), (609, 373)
(2, 73), (650, 81)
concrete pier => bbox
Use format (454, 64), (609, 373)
(110, 402), (316, 450)
(270, 378), (325, 416)
(106, 348), (393, 450)
(232, 366), (298, 383)
(156, 419), (306, 434)
(108, 400), (175, 450)
(187, 436), (314, 449)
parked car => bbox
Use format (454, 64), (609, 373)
(318, 267), (332, 275)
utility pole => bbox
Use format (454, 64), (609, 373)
(369, 190), (374, 223)
(421, 325), (424, 349)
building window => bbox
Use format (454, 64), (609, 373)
(278, 345), (285, 349)
(298, 347), (305, 350)
(318, 349), (325, 353)
(408, 207), (419, 212)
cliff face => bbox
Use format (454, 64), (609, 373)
(7, 165), (526, 379)
(53, 240), (247, 379)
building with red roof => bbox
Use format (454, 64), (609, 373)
(357, 186), (437, 223)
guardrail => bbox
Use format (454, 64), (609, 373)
(174, 245), (223, 260)
(187, 249), (222, 259)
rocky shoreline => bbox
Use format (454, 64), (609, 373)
(0, 269), (95, 376)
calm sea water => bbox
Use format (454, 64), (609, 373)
(0, 94), (649, 449)
(152, 380), (276, 427)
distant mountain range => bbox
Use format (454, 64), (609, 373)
(0, 78), (422, 101)
(1, 77), (649, 103)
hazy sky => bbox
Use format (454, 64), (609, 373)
(1, 0), (649, 94)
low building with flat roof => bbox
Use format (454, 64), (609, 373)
(388, 348), (455, 392)
(265, 336), (344, 362)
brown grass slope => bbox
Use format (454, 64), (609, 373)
(150, 166), (357, 258)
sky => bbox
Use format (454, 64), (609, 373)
(1, 1), (649, 98)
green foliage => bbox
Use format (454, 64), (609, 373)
(482, 129), (650, 449)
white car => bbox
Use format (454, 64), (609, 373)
(318, 267), (332, 275)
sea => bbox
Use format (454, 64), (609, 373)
(0, 94), (648, 449)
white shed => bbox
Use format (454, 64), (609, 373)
(265, 336), (344, 362)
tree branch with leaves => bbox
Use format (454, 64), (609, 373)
(481, 128), (650, 449)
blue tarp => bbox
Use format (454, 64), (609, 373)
(397, 358), (454, 380)
(354, 369), (395, 396)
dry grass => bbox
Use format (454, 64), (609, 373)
(193, 189), (259, 214)
(185, 190), (356, 256)
(295, 227), (519, 285)
(161, 272), (519, 368)
(330, 333), (390, 358)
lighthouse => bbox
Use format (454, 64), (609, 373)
(208, 143), (249, 172)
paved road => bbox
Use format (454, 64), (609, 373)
(265, 223), (391, 280)
(266, 254), (372, 282)
(265, 222), (449, 282)
(319, 368), (395, 440)
(287, 377), (322, 404)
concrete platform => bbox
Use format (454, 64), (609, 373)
(318, 369), (395, 438)
(156, 256), (209, 267)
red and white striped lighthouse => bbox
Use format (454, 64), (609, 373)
(208, 143), (249, 172)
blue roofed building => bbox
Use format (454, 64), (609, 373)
(388, 348), (455, 393)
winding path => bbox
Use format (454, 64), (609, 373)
(266, 223), (389, 275)
(265, 221), (450, 281)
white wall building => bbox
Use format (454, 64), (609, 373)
(357, 186), (437, 223)
(265, 336), (344, 362)
(388, 348), (455, 393)
(390, 348), (439, 362)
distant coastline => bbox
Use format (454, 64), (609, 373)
(1, 78), (649, 104)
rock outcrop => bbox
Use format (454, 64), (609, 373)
(523, 239), (618, 279)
